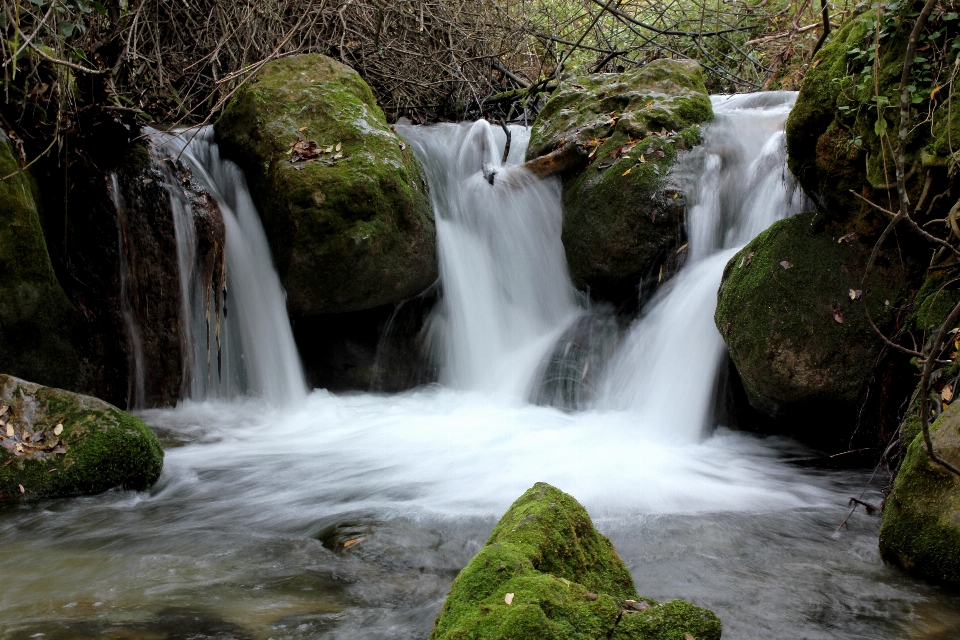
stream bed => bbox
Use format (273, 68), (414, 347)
(1, 390), (959, 640)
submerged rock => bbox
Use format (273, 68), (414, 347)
(215, 54), (437, 316)
(526, 60), (713, 305)
(880, 403), (960, 587)
(714, 212), (917, 449)
(0, 374), (163, 502)
(0, 131), (84, 392)
(430, 482), (721, 640)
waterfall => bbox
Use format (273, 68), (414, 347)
(148, 127), (307, 405)
(398, 121), (582, 397)
(109, 173), (147, 409)
(598, 92), (810, 440)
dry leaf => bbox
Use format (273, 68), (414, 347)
(639, 154), (646, 163)
(0, 403), (9, 414)
(684, 634), (696, 640)
(333, 152), (344, 160)
(398, 140), (406, 151)
(622, 168), (632, 177)
(942, 385), (954, 403)
(5, 425), (13, 437)
(596, 162), (612, 170)
(505, 593), (514, 605)
(780, 261), (792, 270)
(838, 232), (857, 244)
(54, 424), (64, 436)
(342, 537), (363, 548)
(335, 142), (342, 152)
(832, 304), (844, 324)
(645, 100), (654, 108)
(585, 592), (598, 601)
(324, 145), (334, 153)
(624, 600), (651, 611)
(298, 126), (308, 131)
(18, 484), (24, 494)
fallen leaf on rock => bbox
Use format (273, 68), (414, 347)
(505, 593), (514, 605)
(342, 537), (363, 549)
(654, 149), (665, 159)
(838, 232), (857, 243)
(943, 385), (954, 402)
(684, 634), (696, 640)
(18, 484), (24, 494)
(5, 425), (12, 437)
(624, 600), (651, 611)
(726, 322), (733, 334)
(848, 289), (862, 301)
(622, 168), (632, 177)
(335, 142), (342, 152)
(646, 100), (654, 108)
(585, 592), (598, 601)
(780, 261), (793, 270)
(639, 154), (646, 163)
(596, 162), (612, 170)
(832, 304), (844, 324)
(298, 126), (308, 132)
(1, 404), (9, 415)
(54, 424), (63, 436)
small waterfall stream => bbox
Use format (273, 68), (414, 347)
(149, 127), (307, 405)
(5, 97), (959, 640)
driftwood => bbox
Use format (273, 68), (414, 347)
(521, 142), (590, 179)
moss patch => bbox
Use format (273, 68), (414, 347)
(430, 482), (721, 640)
(0, 132), (83, 391)
(715, 211), (918, 445)
(0, 374), (163, 502)
(880, 403), (960, 586)
(526, 60), (712, 303)
(215, 54), (436, 316)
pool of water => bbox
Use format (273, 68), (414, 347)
(1, 388), (958, 639)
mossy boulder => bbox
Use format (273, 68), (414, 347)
(0, 132), (84, 391)
(526, 60), (713, 304)
(215, 54), (436, 316)
(785, 5), (952, 227)
(430, 482), (721, 640)
(879, 403), (960, 586)
(0, 374), (163, 502)
(715, 211), (918, 448)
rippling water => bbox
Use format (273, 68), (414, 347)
(1, 390), (958, 639)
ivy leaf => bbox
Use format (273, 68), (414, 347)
(875, 117), (888, 137)
(59, 21), (76, 37)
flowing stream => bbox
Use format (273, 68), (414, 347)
(2, 98), (960, 639)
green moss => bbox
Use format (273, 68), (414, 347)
(715, 212), (917, 441)
(527, 59), (712, 301)
(0, 374), (163, 502)
(430, 483), (721, 640)
(911, 271), (960, 333)
(879, 403), (960, 586)
(0, 133), (83, 391)
(215, 54), (436, 316)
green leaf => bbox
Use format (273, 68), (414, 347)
(93, 1), (108, 14)
(59, 21), (75, 37)
(875, 117), (888, 137)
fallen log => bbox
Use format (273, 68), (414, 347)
(521, 142), (590, 178)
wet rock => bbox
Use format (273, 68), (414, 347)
(0, 374), (163, 502)
(0, 130), (84, 392)
(880, 403), (960, 587)
(526, 60), (713, 305)
(429, 482), (721, 640)
(714, 211), (919, 449)
(215, 54), (437, 317)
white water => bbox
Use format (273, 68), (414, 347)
(398, 121), (582, 398)
(149, 127), (307, 405)
(599, 92), (810, 441)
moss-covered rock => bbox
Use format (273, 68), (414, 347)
(0, 131), (84, 391)
(714, 211), (918, 447)
(785, 4), (950, 227)
(430, 482), (721, 640)
(215, 54), (436, 316)
(0, 374), (163, 502)
(879, 403), (960, 586)
(526, 60), (713, 304)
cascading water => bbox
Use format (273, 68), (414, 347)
(598, 92), (810, 441)
(5, 98), (960, 640)
(399, 121), (583, 397)
(149, 127), (307, 405)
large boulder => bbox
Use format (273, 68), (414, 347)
(879, 403), (960, 586)
(714, 212), (919, 448)
(430, 482), (721, 640)
(215, 54), (436, 316)
(526, 60), (713, 304)
(785, 4), (953, 227)
(0, 374), (163, 502)
(0, 131), (84, 392)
